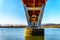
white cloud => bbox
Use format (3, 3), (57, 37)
(42, 17), (60, 24)
(0, 17), (27, 25)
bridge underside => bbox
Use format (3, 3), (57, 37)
(22, 0), (46, 28)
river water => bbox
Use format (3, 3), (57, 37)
(45, 28), (60, 40)
(0, 28), (60, 40)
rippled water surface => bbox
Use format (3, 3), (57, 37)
(0, 28), (24, 40)
(45, 28), (60, 40)
(0, 28), (60, 40)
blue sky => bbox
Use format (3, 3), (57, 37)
(0, 0), (60, 25)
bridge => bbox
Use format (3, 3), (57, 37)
(22, 0), (47, 28)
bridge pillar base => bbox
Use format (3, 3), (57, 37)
(25, 28), (44, 40)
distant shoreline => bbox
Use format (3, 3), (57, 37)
(0, 24), (60, 28)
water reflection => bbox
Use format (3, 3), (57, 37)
(0, 28), (60, 40)
(25, 36), (44, 40)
